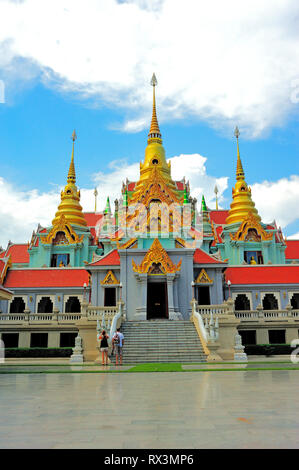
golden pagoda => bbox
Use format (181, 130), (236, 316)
(52, 131), (87, 227)
(225, 127), (261, 225)
(129, 74), (181, 205)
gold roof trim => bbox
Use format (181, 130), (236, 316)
(100, 270), (119, 285)
(230, 212), (273, 242)
(132, 238), (182, 275)
(41, 215), (84, 245)
(195, 268), (213, 284)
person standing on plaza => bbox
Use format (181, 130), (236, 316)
(99, 330), (109, 365)
(112, 328), (124, 365)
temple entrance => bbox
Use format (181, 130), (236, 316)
(147, 282), (168, 319)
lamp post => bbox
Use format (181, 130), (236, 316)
(227, 280), (231, 300)
(119, 282), (123, 301)
(83, 282), (87, 302)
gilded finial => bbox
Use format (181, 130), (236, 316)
(214, 185), (219, 210)
(94, 187), (98, 212)
(148, 73), (162, 141)
(234, 126), (244, 181)
(67, 130), (77, 184)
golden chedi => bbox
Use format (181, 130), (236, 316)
(225, 127), (261, 225)
(52, 130), (87, 227)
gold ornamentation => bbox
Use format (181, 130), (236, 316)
(230, 212), (273, 242)
(195, 269), (213, 284)
(117, 238), (138, 249)
(40, 215), (84, 245)
(100, 270), (119, 285)
(132, 238), (182, 275)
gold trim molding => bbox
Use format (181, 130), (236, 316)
(100, 270), (119, 285)
(132, 238), (182, 275)
(40, 215), (84, 245)
(230, 212), (273, 242)
(195, 268), (213, 284)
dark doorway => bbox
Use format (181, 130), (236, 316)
(37, 297), (53, 313)
(268, 329), (286, 344)
(65, 297), (81, 313)
(235, 294), (250, 311)
(147, 282), (168, 319)
(197, 286), (210, 305)
(2, 333), (19, 348)
(10, 297), (25, 313)
(291, 294), (299, 309)
(60, 333), (77, 347)
(30, 333), (48, 348)
(104, 288), (116, 307)
(239, 330), (256, 345)
(262, 294), (278, 310)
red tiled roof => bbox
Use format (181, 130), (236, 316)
(4, 269), (89, 288)
(89, 249), (120, 266)
(194, 248), (225, 264)
(285, 240), (299, 260)
(83, 212), (104, 227)
(2, 244), (29, 264)
(225, 265), (299, 285)
(209, 210), (229, 225)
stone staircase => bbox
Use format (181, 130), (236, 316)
(111, 320), (207, 364)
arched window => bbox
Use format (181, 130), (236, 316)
(262, 294), (278, 310)
(37, 297), (53, 313)
(10, 297), (25, 313)
(235, 294), (250, 311)
(291, 293), (299, 310)
(65, 296), (81, 313)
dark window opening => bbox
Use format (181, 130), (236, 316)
(235, 294), (250, 311)
(2, 333), (19, 348)
(60, 333), (77, 348)
(10, 297), (25, 313)
(268, 330), (286, 344)
(263, 294), (278, 310)
(152, 159), (159, 165)
(197, 286), (210, 305)
(239, 330), (256, 345)
(65, 297), (81, 313)
(37, 297), (53, 313)
(30, 333), (48, 348)
(244, 251), (263, 264)
(291, 294), (299, 309)
(104, 288), (116, 307)
(51, 253), (70, 267)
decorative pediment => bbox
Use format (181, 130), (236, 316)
(230, 212), (273, 242)
(100, 270), (119, 285)
(116, 238), (138, 249)
(132, 238), (182, 275)
(40, 215), (84, 245)
(195, 268), (213, 284)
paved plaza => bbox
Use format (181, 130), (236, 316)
(0, 369), (299, 448)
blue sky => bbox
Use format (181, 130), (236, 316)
(0, 0), (298, 246)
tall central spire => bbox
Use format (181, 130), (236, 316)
(148, 73), (162, 143)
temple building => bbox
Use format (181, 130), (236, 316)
(1, 75), (299, 361)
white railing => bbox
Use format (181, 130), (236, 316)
(235, 311), (259, 319)
(87, 306), (118, 320)
(191, 299), (219, 347)
(197, 304), (229, 316)
(0, 312), (82, 323)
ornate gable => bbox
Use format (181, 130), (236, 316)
(40, 215), (84, 245)
(100, 270), (119, 285)
(230, 212), (273, 242)
(132, 238), (182, 275)
(195, 268), (213, 284)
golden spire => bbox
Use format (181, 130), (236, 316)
(67, 130), (77, 184)
(225, 127), (261, 225)
(148, 73), (162, 142)
(52, 131), (87, 227)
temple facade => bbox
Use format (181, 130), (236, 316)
(1, 75), (299, 359)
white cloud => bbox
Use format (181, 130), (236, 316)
(0, 153), (227, 246)
(0, 0), (298, 136)
(251, 175), (299, 228)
